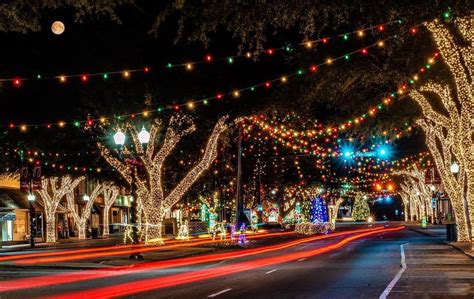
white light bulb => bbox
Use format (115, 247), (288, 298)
(114, 129), (126, 146)
(138, 127), (150, 144)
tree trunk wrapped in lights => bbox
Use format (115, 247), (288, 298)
(329, 197), (345, 228)
(352, 194), (370, 221)
(396, 166), (433, 223)
(36, 176), (84, 243)
(102, 183), (119, 237)
(398, 192), (409, 221)
(409, 16), (472, 241)
(66, 182), (103, 240)
(99, 115), (229, 245)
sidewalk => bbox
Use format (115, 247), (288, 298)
(405, 222), (474, 259)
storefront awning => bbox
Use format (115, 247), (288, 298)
(0, 211), (16, 221)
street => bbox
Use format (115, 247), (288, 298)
(1, 225), (473, 298)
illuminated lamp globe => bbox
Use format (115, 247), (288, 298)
(138, 127), (150, 144)
(114, 129), (126, 146)
(51, 21), (65, 35)
(27, 193), (36, 202)
(450, 161), (459, 174)
(83, 194), (90, 202)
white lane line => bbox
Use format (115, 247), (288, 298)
(379, 242), (409, 299)
(208, 288), (232, 297)
(297, 258), (306, 262)
(265, 269), (278, 274)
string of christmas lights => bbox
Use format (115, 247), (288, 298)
(5, 25), (428, 131)
(0, 21), (402, 86)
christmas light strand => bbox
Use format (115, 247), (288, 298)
(0, 21), (401, 86)
(5, 25), (427, 130)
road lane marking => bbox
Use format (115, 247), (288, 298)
(297, 258), (306, 262)
(379, 242), (409, 299)
(265, 269), (278, 274)
(208, 288), (232, 297)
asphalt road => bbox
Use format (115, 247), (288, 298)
(1, 227), (473, 298)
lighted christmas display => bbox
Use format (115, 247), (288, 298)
(352, 195), (370, 221)
(310, 196), (328, 223)
(99, 115), (229, 245)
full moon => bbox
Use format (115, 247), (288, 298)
(51, 21), (65, 35)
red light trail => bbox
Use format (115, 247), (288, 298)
(0, 226), (387, 293)
(49, 226), (404, 299)
(8, 231), (293, 264)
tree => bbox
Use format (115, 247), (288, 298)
(66, 181), (103, 240)
(409, 16), (473, 241)
(98, 114), (229, 245)
(102, 183), (120, 236)
(36, 176), (83, 243)
(310, 196), (328, 223)
(396, 165), (433, 222)
(328, 197), (345, 227)
(352, 194), (370, 221)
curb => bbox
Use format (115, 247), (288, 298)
(444, 241), (474, 259)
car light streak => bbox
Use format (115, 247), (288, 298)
(49, 226), (404, 299)
(13, 231), (293, 264)
(0, 227), (386, 293)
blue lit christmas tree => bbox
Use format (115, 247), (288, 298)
(310, 196), (328, 223)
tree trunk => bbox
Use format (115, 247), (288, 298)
(145, 221), (163, 245)
(143, 207), (164, 246)
(78, 225), (86, 240)
(404, 204), (408, 222)
(452, 194), (470, 242)
(103, 208), (110, 236)
(45, 217), (56, 243)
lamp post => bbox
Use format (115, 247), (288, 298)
(27, 192), (36, 248)
(114, 126), (149, 260)
(450, 161), (459, 174)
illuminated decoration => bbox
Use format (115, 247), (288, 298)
(328, 197), (344, 228)
(37, 176), (84, 243)
(310, 196), (328, 223)
(66, 181), (103, 240)
(396, 166), (434, 223)
(99, 115), (229, 245)
(229, 224), (236, 241)
(295, 222), (330, 235)
(102, 183), (119, 237)
(0, 173), (19, 189)
(177, 220), (190, 240)
(409, 16), (473, 241)
(352, 194), (370, 221)
(0, 21), (399, 89)
(4, 28), (437, 131)
(238, 224), (248, 244)
(51, 21), (65, 35)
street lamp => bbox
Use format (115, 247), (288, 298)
(450, 161), (459, 174)
(114, 129), (126, 146)
(113, 127), (149, 260)
(27, 193), (36, 202)
(138, 127), (150, 144)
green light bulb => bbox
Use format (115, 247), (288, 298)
(103, 74), (108, 79)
